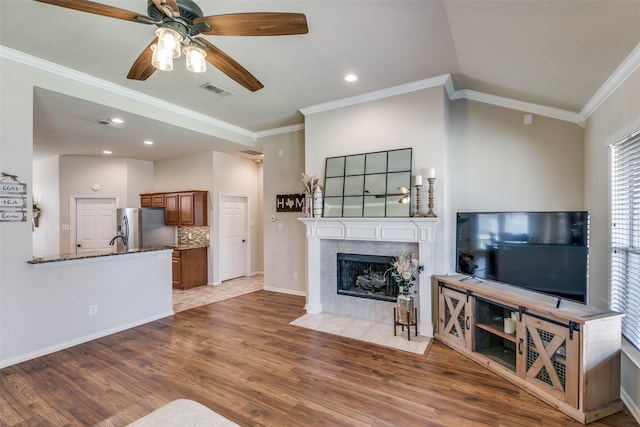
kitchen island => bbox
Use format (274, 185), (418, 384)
(3, 247), (174, 368)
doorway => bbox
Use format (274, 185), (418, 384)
(219, 194), (249, 281)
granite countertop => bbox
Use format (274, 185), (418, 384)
(168, 243), (209, 250)
(28, 242), (209, 265)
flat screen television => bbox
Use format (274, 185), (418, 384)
(456, 211), (589, 304)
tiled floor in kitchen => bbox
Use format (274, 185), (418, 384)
(173, 275), (431, 355)
(172, 274), (264, 313)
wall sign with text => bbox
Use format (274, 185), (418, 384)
(0, 172), (27, 222)
(276, 193), (305, 212)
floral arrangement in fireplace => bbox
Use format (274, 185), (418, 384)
(385, 253), (424, 295)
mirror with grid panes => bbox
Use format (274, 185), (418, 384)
(323, 148), (412, 217)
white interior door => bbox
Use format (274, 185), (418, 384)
(220, 195), (247, 281)
(76, 198), (116, 253)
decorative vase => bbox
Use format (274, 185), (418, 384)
(312, 186), (323, 218)
(305, 192), (313, 217)
(396, 292), (415, 325)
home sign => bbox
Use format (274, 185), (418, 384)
(276, 193), (305, 212)
(0, 172), (27, 222)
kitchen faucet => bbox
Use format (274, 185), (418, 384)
(109, 235), (128, 247)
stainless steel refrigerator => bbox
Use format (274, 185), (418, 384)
(114, 207), (176, 251)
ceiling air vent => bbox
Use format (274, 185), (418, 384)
(200, 83), (233, 97)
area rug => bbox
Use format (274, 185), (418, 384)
(127, 399), (239, 427)
(290, 312), (431, 355)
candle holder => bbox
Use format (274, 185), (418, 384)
(425, 178), (437, 218)
(413, 184), (423, 217)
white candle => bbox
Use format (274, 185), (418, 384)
(427, 168), (436, 179)
(415, 175), (422, 186)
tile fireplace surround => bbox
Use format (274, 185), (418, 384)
(299, 217), (439, 337)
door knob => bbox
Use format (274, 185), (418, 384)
(77, 244), (81, 247)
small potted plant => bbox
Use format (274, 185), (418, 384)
(32, 201), (41, 227)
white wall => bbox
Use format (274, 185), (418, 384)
(32, 155), (60, 257)
(261, 130), (307, 295)
(584, 67), (640, 419)
(448, 99), (585, 213)
(304, 87), (449, 277)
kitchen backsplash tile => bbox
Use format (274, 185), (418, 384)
(178, 226), (210, 245)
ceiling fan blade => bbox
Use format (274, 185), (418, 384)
(127, 39), (158, 81)
(195, 38), (264, 92)
(194, 13), (308, 36)
(152, 0), (180, 18)
(34, 0), (149, 23)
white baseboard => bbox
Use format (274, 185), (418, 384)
(621, 387), (640, 424)
(0, 310), (174, 369)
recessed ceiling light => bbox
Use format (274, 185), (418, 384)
(144, 140), (154, 145)
(344, 74), (358, 82)
(109, 117), (124, 124)
(102, 150), (112, 155)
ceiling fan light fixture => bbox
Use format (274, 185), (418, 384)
(151, 44), (173, 71)
(155, 27), (183, 58)
(184, 45), (207, 73)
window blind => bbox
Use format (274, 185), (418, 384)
(611, 128), (640, 350)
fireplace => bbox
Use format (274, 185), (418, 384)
(299, 217), (440, 336)
(337, 253), (396, 301)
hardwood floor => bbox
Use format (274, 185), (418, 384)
(1, 291), (637, 426)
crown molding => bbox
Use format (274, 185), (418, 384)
(456, 89), (582, 124)
(580, 41), (640, 123)
(299, 74), (452, 116)
(255, 123), (305, 139)
(0, 46), (257, 142)
(299, 72), (582, 125)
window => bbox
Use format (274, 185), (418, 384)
(610, 128), (640, 350)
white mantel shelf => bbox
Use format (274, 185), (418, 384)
(298, 217), (440, 337)
(298, 217), (439, 242)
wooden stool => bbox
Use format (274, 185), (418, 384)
(393, 307), (418, 340)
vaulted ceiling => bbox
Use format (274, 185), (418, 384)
(1, 1), (639, 161)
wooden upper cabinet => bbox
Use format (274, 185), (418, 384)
(140, 193), (165, 208)
(164, 193), (180, 225)
(181, 191), (207, 226)
(149, 191), (207, 226)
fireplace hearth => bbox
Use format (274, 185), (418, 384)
(337, 253), (396, 301)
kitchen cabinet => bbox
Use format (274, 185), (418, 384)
(172, 247), (208, 289)
(434, 275), (624, 424)
(140, 193), (165, 207)
(140, 191), (208, 226)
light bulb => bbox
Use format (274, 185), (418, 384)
(151, 44), (173, 71)
(184, 45), (207, 73)
(155, 27), (182, 58)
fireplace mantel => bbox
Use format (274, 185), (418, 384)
(298, 217), (438, 242)
(298, 217), (440, 337)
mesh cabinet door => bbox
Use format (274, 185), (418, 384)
(517, 315), (579, 408)
(438, 286), (473, 350)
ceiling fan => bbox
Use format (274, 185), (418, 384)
(34, 0), (309, 91)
